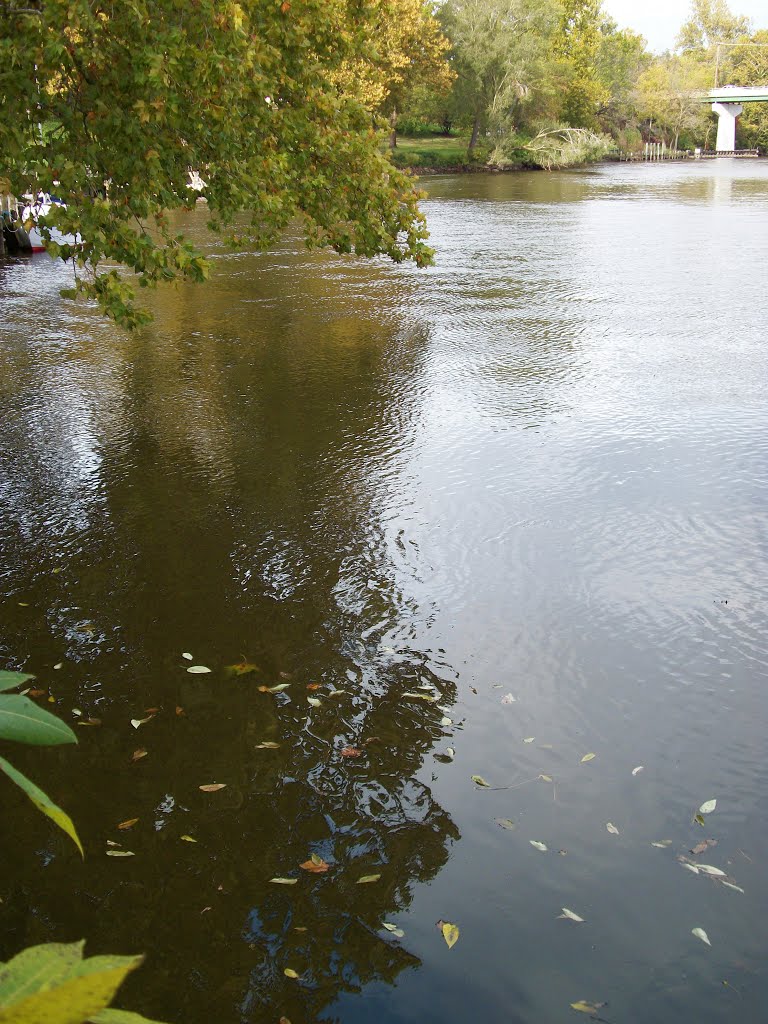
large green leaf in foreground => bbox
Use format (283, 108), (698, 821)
(0, 942), (161, 1024)
(0, 694), (78, 746)
(0, 671), (36, 693)
(0, 755), (83, 857)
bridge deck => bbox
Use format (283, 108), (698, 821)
(702, 86), (768, 104)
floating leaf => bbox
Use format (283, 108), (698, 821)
(283, 968), (299, 979)
(77, 717), (102, 727)
(632, 766), (644, 775)
(382, 922), (404, 938)
(446, 747), (455, 759)
(266, 683), (291, 693)
(341, 747), (362, 758)
(500, 694), (516, 704)
(440, 717), (453, 727)
(571, 1001), (604, 1014)
(523, 737), (535, 744)
(530, 841), (547, 852)
(0, 755), (83, 856)
(691, 839), (717, 855)
(307, 697), (322, 707)
(495, 818), (516, 830)
(699, 799), (717, 815)
(580, 753), (596, 763)
(538, 774), (553, 783)
(606, 823), (620, 835)
(117, 818), (138, 830)
(175, 706), (185, 716)
(130, 717), (153, 729)
(180, 835), (197, 843)
(439, 921), (459, 949)
(721, 881), (744, 894)
(356, 874), (381, 884)
(182, 653), (193, 660)
(328, 689), (347, 697)
(187, 665), (211, 674)
(53, 663), (63, 670)
(227, 661), (258, 676)
(199, 783), (226, 792)
(558, 908), (585, 923)
(651, 840), (672, 848)
(299, 855), (329, 874)
(270, 877), (297, 885)
(697, 864), (725, 877)
(255, 741), (280, 749)
(682, 863), (700, 874)
(131, 748), (147, 762)
(692, 927), (711, 946)
(694, 813), (706, 827)
(471, 775), (490, 788)
(106, 850), (135, 857)
(402, 692), (436, 701)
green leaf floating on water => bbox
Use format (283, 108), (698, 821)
(0, 755), (83, 857)
(439, 922), (460, 949)
(0, 694), (77, 746)
(699, 799), (717, 815)
(0, 941), (144, 1024)
(356, 874), (381, 884)
(471, 775), (490, 788)
(0, 670), (36, 693)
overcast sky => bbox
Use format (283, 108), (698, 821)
(602, 0), (768, 53)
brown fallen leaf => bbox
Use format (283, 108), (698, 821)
(201, 906), (212, 914)
(279, 1017), (292, 1024)
(341, 747), (362, 758)
(28, 689), (46, 698)
(306, 683), (322, 691)
(691, 839), (717, 856)
(131, 748), (148, 762)
(76, 717), (102, 727)
(199, 783), (227, 792)
(363, 736), (381, 746)
(144, 707), (160, 714)
(175, 706), (185, 716)
(299, 853), (329, 874)
(117, 818), (139, 830)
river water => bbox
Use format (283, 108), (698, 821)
(1, 159), (767, 1024)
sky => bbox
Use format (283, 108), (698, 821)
(601, 0), (768, 53)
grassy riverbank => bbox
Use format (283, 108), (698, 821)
(389, 134), (480, 170)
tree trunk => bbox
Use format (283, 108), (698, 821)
(468, 111), (481, 154)
(388, 108), (398, 150)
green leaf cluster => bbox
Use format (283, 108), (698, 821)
(0, 941), (166, 1024)
(0, 669), (82, 855)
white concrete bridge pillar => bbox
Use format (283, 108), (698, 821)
(712, 102), (743, 152)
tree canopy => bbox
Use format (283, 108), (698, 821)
(0, 0), (437, 326)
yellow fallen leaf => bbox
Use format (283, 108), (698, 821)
(440, 921), (460, 949)
(580, 753), (596, 763)
(356, 874), (381, 884)
(283, 968), (300, 979)
(181, 835), (197, 842)
(199, 783), (226, 792)
(117, 818), (139, 830)
(571, 1000), (602, 1014)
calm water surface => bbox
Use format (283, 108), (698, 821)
(1, 159), (767, 1024)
